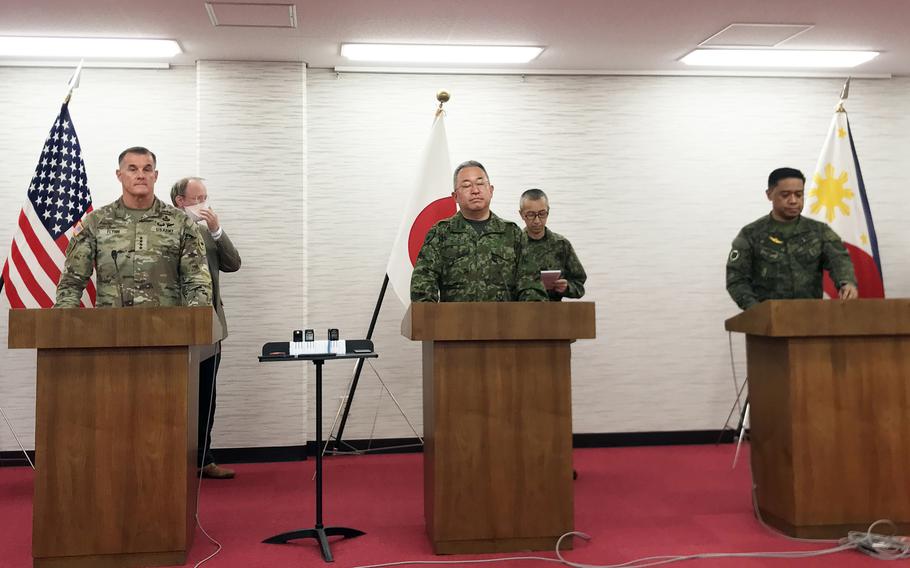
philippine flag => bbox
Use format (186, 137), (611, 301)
(805, 110), (884, 298)
(385, 111), (456, 306)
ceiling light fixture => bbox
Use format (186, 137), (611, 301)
(681, 49), (879, 68)
(340, 43), (543, 64)
(0, 37), (182, 59)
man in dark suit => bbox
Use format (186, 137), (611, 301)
(171, 177), (242, 479)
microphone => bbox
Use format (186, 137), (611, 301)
(111, 250), (129, 307)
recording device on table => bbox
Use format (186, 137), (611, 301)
(262, 328), (374, 359)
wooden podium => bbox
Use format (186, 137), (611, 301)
(402, 302), (595, 554)
(8, 306), (219, 568)
(725, 299), (910, 538)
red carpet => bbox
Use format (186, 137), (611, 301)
(0, 445), (887, 567)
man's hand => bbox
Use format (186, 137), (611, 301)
(196, 208), (220, 233)
(839, 283), (859, 300)
(553, 279), (568, 293)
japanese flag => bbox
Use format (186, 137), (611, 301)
(385, 112), (455, 306)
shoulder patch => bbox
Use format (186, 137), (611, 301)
(729, 249), (740, 262)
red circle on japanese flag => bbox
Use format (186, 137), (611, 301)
(408, 197), (456, 266)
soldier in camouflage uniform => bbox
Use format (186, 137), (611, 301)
(726, 167), (857, 310)
(519, 188), (586, 301)
(410, 160), (547, 302)
(55, 147), (212, 308)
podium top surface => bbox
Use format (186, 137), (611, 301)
(402, 301), (596, 341)
(8, 306), (219, 349)
(724, 299), (910, 337)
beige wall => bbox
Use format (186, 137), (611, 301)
(2, 66), (909, 451)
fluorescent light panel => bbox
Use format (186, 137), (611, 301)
(681, 49), (878, 68)
(341, 43), (543, 64)
(0, 37), (181, 59)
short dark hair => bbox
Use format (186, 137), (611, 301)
(453, 160), (488, 188)
(118, 146), (157, 167)
(768, 167), (805, 188)
(519, 188), (548, 209)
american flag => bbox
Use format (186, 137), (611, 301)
(1, 102), (96, 308)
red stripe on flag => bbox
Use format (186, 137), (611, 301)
(1, 261), (26, 309)
(822, 243), (884, 299)
(18, 211), (62, 283)
(10, 240), (53, 308)
(55, 233), (69, 255)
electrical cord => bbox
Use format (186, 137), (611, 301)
(347, 525), (885, 568)
(843, 520), (910, 560)
(193, 345), (223, 568)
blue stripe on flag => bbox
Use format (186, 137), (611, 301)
(846, 115), (883, 282)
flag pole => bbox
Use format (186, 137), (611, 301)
(63, 60), (84, 105)
(331, 91), (451, 452)
(835, 76), (851, 113)
(2, 63), (83, 302)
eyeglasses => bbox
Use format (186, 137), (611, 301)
(522, 210), (549, 220)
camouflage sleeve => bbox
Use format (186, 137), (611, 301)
(179, 220), (213, 306)
(54, 221), (96, 308)
(561, 239), (587, 299)
(215, 230), (242, 273)
(410, 225), (442, 302)
(515, 231), (548, 302)
(820, 225), (856, 288)
(725, 230), (759, 310)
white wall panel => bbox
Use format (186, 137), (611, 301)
(197, 61), (307, 448)
(306, 70), (910, 439)
(0, 66), (197, 451)
(2, 68), (907, 451)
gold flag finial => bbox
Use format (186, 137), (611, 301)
(835, 77), (851, 113)
(436, 90), (450, 116)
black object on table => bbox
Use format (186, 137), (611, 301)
(259, 339), (377, 562)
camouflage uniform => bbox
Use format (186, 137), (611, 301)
(726, 214), (856, 310)
(55, 197), (213, 308)
(523, 228), (587, 301)
(410, 211), (548, 302)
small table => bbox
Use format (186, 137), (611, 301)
(259, 342), (377, 562)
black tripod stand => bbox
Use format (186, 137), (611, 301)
(260, 346), (377, 562)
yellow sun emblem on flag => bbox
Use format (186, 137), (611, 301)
(810, 163), (854, 222)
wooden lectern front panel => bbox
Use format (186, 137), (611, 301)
(425, 339), (573, 550)
(748, 334), (910, 536)
(788, 336), (910, 525)
(745, 336), (796, 523)
(32, 346), (197, 560)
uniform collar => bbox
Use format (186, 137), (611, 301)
(450, 210), (506, 234)
(113, 196), (164, 218)
(523, 226), (550, 242)
(766, 213), (811, 233)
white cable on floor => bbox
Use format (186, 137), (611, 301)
(193, 348), (224, 568)
(346, 520), (910, 568)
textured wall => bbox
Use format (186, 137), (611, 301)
(0, 66), (198, 452)
(3, 68), (909, 452)
(196, 61), (307, 448)
(306, 70), (910, 440)
(0, 62), (308, 452)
